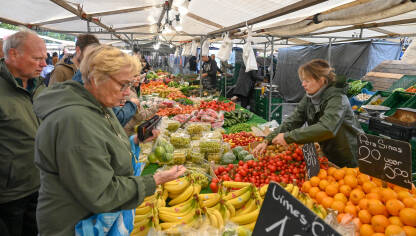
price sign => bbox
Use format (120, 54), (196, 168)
(302, 143), (320, 178)
(357, 133), (412, 189)
(253, 182), (341, 236)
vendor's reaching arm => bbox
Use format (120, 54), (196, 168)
(284, 94), (348, 144)
(265, 96), (308, 143)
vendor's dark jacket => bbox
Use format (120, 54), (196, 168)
(48, 57), (77, 86)
(33, 81), (156, 235)
(0, 59), (45, 203)
(202, 57), (218, 88)
(233, 64), (262, 97)
(266, 83), (362, 168)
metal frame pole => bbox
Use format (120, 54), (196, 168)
(199, 37), (206, 97)
(328, 37), (332, 66)
(268, 37), (274, 121)
(263, 43), (267, 77)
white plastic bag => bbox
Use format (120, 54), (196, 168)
(217, 33), (233, 61)
(190, 40), (198, 57)
(182, 43), (191, 56)
(201, 39), (210, 57)
(402, 40), (416, 64)
(174, 46), (180, 57)
(243, 26), (258, 72)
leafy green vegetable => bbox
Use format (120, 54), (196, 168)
(227, 123), (253, 133)
(221, 152), (236, 164)
(347, 80), (368, 97)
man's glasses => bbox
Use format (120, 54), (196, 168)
(107, 74), (134, 91)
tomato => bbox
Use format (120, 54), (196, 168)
(212, 178), (219, 183)
(228, 164), (234, 169)
(210, 182), (218, 193)
(238, 160), (244, 166)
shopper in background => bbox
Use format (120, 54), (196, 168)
(201, 55), (218, 94)
(233, 63), (262, 108)
(45, 52), (52, 65)
(49, 34), (99, 86)
(141, 55), (152, 73)
(211, 54), (223, 75)
(51, 52), (58, 66)
(33, 45), (186, 236)
(0, 30), (47, 236)
(189, 55), (197, 73)
(253, 59), (361, 168)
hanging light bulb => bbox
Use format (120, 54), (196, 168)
(169, 44), (173, 48)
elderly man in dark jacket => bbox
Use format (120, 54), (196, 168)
(0, 31), (47, 236)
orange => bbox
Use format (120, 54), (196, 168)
(373, 234), (385, 236)
(310, 176), (320, 187)
(317, 169), (327, 179)
(338, 179), (345, 186)
(333, 169), (345, 181)
(345, 168), (358, 177)
(344, 204), (357, 217)
(309, 187), (320, 198)
(360, 224), (374, 236)
(385, 225), (405, 236)
(325, 184), (339, 197)
(302, 181), (312, 193)
(398, 191), (412, 201)
(368, 199), (387, 216)
(386, 199), (405, 216)
(337, 213), (352, 224)
(350, 189), (365, 204)
(400, 208), (416, 227)
(339, 185), (352, 197)
(334, 193), (348, 204)
(316, 191), (328, 204)
(321, 196), (334, 209)
(389, 216), (403, 226)
(367, 192), (381, 200)
(344, 175), (358, 188)
(319, 179), (330, 191)
(331, 200), (345, 213)
(359, 198), (369, 210)
(403, 197), (416, 208)
(357, 173), (371, 185)
(327, 176), (336, 183)
(394, 185), (411, 193)
(403, 226), (416, 236)
(371, 215), (390, 233)
(352, 217), (361, 229)
(372, 177), (383, 187)
(359, 209), (372, 224)
(362, 181), (377, 194)
(381, 188), (398, 203)
(327, 167), (336, 176)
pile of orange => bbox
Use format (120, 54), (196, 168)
(301, 167), (416, 236)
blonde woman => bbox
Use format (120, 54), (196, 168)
(33, 45), (185, 235)
(253, 59), (362, 168)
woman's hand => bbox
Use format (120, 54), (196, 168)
(153, 165), (187, 185)
(272, 133), (288, 146)
(252, 142), (267, 156)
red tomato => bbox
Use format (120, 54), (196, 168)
(210, 182), (218, 193)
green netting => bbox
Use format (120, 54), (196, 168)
(387, 75), (416, 92)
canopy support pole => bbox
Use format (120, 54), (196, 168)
(328, 37), (332, 65)
(268, 36), (274, 122)
(87, 21), (90, 32)
(199, 37), (206, 97)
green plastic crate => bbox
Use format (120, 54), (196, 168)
(363, 91), (392, 106)
(388, 75), (416, 92)
(381, 91), (414, 116)
(257, 104), (282, 123)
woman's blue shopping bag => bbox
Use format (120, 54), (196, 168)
(75, 136), (143, 236)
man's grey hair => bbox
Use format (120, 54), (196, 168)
(3, 30), (39, 60)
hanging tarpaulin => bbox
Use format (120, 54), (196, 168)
(217, 33), (233, 62)
(201, 39), (210, 57)
(242, 25), (257, 72)
(190, 40), (198, 57)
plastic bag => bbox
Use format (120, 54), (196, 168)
(170, 131), (191, 148)
(186, 122), (211, 135)
(242, 26), (258, 72)
(190, 40), (198, 57)
(217, 33), (233, 62)
(201, 39), (210, 57)
(174, 46), (180, 57)
(182, 43), (191, 56)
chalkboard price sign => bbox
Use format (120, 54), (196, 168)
(253, 182), (341, 236)
(357, 133), (412, 189)
(302, 143), (320, 178)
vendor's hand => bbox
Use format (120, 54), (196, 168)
(252, 142), (267, 156)
(272, 133), (288, 146)
(201, 73), (208, 78)
(153, 165), (187, 185)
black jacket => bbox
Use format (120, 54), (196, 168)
(202, 57), (218, 89)
(233, 64), (261, 97)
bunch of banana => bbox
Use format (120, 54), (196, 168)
(230, 201), (260, 230)
(284, 183), (328, 219)
(131, 216), (152, 236)
(223, 185), (253, 209)
(259, 184), (269, 198)
(163, 176), (190, 198)
(205, 207), (224, 229)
